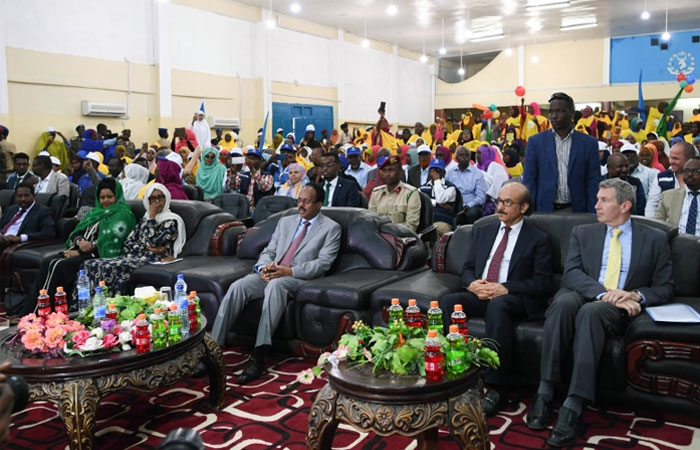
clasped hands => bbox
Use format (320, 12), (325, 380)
(599, 289), (642, 317)
(468, 279), (508, 300)
(260, 262), (292, 282)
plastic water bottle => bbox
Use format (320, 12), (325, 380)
(168, 304), (181, 344)
(54, 287), (68, 315)
(404, 299), (422, 328)
(76, 270), (91, 315)
(37, 289), (51, 318)
(92, 286), (106, 327)
(151, 308), (167, 350)
(427, 301), (443, 334)
(446, 324), (467, 375)
(451, 304), (469, 342)
(134, 313), (151, 354)
(388, 298), (403, 329)
(174, 275), (189, 339)
(424, 329), (444, 381)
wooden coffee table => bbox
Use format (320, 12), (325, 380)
(0, 317), (225, 450)
(306, 360), (489, 450)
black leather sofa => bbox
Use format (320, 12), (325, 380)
(370, 213), (700, 418)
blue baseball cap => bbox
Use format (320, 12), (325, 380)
(428, 159), (445, 171)
(280, 143), (296, 153)
(346, 146), (362, 156)
(246, 149), (263, 159)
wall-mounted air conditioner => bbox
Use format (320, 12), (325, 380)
(207, 117), (241, 128)
(81, 101), (127, 117)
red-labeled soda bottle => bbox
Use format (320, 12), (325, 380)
(405, 299), (422, 328)
(451, 304), (469, 342)
(134, 313), (151, 354)
(54, 287), (68, 315)
(106, 303), (118, 321)
(424, 329), (444, 381)
(187, 293), (198, 333)
(37, 289), (51, 318)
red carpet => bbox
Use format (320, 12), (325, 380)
(7, 347), (699, 449)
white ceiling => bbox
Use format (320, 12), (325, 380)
(234, 0), (700, 57)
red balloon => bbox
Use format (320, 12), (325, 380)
(483, 110), (493, 120)
(676, 73), (687, 82)
(515, 85), (526, 97)
(685, 84), (694, 93)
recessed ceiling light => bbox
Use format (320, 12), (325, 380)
(661, 31), (671, 41)
(386, 4), (398, 16)
(470, 34), (505, 43)
(439, 47), (447, 55)
(504, 47), (513, 56)
(560, 22), (597, 31)
(525, 0), (570, 11)
(531, 55), (540, 63)
(361, 38), (370, 48)
(641, 10), (650, 20)
(458, 67), (465, 75)
(290, 2), (301, 13)
(266, 17), (276, 29)
(420, 54), (428, 63)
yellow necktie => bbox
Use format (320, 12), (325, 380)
(603, 228), (622, 290)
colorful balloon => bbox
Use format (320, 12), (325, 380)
(483, 110), (493, 120)
(492, 110), (501, 119)
(676, 73), (687, 82)
(489, 104), (498, 111)
(680, 80), (688, 88)
(472, 103), (489, 111)
(515, 86), (526, 97)
(687, 75), (696, 85)
(685, 84), (694, 93)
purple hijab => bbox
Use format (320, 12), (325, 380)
(476, 144), (496, 171)
(157, 159), (188, 200)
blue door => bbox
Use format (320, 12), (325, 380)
(272, 102), (334, 144)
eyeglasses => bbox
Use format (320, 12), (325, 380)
(296, 198), (317, 205)
(148, 195), (166, 204)
(682, 168), (700, 175)
(496, 198), (520, 207)
(204, 154), (216, 160)
(320, 162), (336, 169)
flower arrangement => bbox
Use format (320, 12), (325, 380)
(297, 320), (500, 384)
(8, 312), (85, 358)
(63, 319), (133, 357)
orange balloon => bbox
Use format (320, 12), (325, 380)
(472, 103), (489, 111)
(685, 84), (694, 93)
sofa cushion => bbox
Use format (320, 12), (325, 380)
(670, 235), (700, 297)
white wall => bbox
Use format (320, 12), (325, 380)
(269, 27), (335, 88)
(4, 0), (154, 64)
(342, 44), (393, 123)
(397, 57), (432, 125)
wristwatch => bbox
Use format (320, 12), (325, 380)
(633, 289), (643, 303)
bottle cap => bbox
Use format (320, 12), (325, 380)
(39, 289), (47, 295)
(408, 299), (417, 306)
(169, 304), (178, 311)
(391, 298), (399, 305)
(108, 303), (115, 309)
(99, 280), (106, 286)
(454, 304), (463, 311)
(154, 308), (162, 314)
(188, 293), (194, 300)
(177, 274), (184, 279)
(427, 329), (438, 338)
(430, 300), (438, 308)
(449, 324), (459, 333)
(138, 313), (146, 320)
(189, 290), (197, 297)
(56, 286), (64, 292)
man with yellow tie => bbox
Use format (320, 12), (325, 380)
(526, 178), (673, 447)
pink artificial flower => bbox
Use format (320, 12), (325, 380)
(110, 325), (123, 336)
(21, 329), (45, 352)
(45, 312), (68, 329)
(102, 334), (119, 349)
(363, 347), (373, 362)
(72, 330), (91, 347)
(17, 314), (37, 331)
(66, 320), (85, 333)
(296, 368), (315, 385)
(45, 326), (66, 350)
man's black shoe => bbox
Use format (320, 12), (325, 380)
(525, 394), (553, 430)
(483, 389), (508, 416)
(237, 356), (264, 385)
(546, 406), (583, 447)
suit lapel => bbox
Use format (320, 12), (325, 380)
(293, 214), (324, 257)
(333, 180), (342, 205)
(625, 221), (644, 290)
(590, 224), (607, 281)
(507, 222), (528, 278)
(567, 131), (578, 177)
(546, 131), (558, 176)
(17, 206), (36, 235)
(276, 217), (298, 263)
(477, 222), (501, 276)
(672, 188), (685, 226)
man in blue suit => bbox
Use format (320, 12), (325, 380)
(523, 92), (600, 213)
(320, 153), (362, 207)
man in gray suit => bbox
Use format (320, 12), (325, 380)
(212, 183), (342, 384)
(654, 157), (700, 236)
(526, 178), (673, 447)
(32, 155), (69, 198)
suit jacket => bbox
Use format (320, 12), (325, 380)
(561, 221), (673, 306)
(6, 172), (37, 190)
(330, 177), (361, 207)
(523, 129), (600, 213)
(257, 212), (342, 280)
(654, 186), (686, 227)
(602, 174), (646, 216)
(407, 165), (423, 189)
(461, 220), (553, 318)
(40, 171), (70, 198)
(0, 203), (56, 240)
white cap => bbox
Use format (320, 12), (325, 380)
(597, 141), (609, 151)
(245, 145), (256, 151)
(86, 152), (101, 163)
(417, 144), (432, 154)
(50, 156), (61, 166)
(620, 142), (638, 153)
(47, 126), (55, 133)
(165, 151), (183, 166)
(286, 132), (295, 138)
(305, 124), (315, 132)
(230, 147), (243, 156)
(276, 128), (283, 133)
(38, 150), (50, 157)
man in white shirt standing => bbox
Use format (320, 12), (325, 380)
(32, 155), (69, 198)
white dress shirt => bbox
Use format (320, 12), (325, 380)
(420, 167), (430, 186)
(679, 185), (700, 235)
(324, 176), (339, 206)
(481, 219), (524, 283)
(3, 201), (35, 242)
(645, 172), (680, 217)
(631, 164), (658, 197)
(35, 170), (54, 194)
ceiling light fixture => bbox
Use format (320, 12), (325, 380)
(525, 0), (570, 11)
(641, 0), (650, 20)
(266, 0), (276, 28)
(420, 36), (428, 63)
(290, 2), (301, 13)
(560, 22), (597, 31)
(661, 0), (670, 41)
(386, 3), (398, 16)
(439, 17), (446, 55)
(505, 47), (513, 56)
(458, 46), (465, 76)
(362, 16), (370, 48)
(470, 34), (505, 43)
(531, 55), (540, 63)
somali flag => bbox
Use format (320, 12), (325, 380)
(259, 111), (270, 153)
(199, 99), (205, 116)
(637, 70), (646, 126)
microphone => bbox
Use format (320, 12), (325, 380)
(157, 428), (204, 450)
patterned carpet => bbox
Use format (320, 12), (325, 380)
(7, 347), (700, 450)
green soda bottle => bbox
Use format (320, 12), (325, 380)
(427, 300), (443, 334)
(446, 324), (467, 375)
(388, 298), (403, 329)
(151, 307), (167, 350)
(168, 303), (181, 344)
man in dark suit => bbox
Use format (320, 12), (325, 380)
(407, 144), (432, 188)
(5, 153), (37, 190)
(320, 153), (361, 207)
(441, 181), (553, 416)
(526, 178), (673, 447)
(523, 92), (600, 213)
(0, 182), (55, 249)
(602, 153), (646, 215)
(211, 184), (342, 384)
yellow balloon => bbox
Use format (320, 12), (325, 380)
(492, 110), (501, 119)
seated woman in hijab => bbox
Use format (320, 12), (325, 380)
(41, 178), (136, 303)
(276, 163), (307, 199)
(476, 144), (509, 215)
(121, 163), (150, 200)
(502, 146), (523, 178)
(80, 183), (186, 296)
(157, 155), (188, 200)
(189, 147), (226, 201)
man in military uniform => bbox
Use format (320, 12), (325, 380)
(369, 155), (421, 231)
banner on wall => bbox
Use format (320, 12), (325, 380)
(610, 30), (699, 84)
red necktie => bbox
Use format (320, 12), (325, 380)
(486, 226), (511, 282)
(278, 221), (310, 267)
(1, 208), (27, 235)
